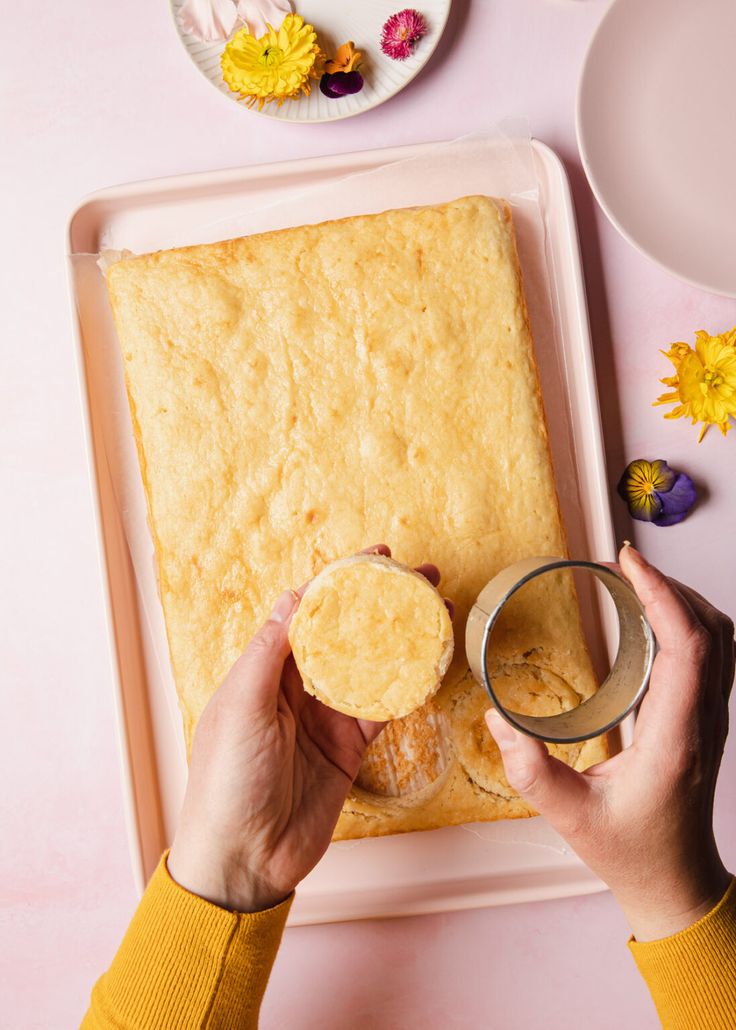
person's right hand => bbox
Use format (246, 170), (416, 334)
(486, 544), (734, 941)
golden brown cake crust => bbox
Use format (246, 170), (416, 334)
(106, 195), (608, 840)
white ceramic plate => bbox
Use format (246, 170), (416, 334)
(576, 0), (736, 297)
(170, 0), (451, 122)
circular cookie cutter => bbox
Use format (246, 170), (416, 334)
(465, 556), (656, 743)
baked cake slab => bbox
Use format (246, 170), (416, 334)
(105, 195), (608, 841)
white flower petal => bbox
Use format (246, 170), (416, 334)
(178, 0), (238, 42)
(236, 0), (292, 38)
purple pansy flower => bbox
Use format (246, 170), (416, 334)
(617, 459), (697, 527)
(319, 71), (364, 98)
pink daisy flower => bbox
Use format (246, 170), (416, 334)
(380, 8), (429, 61)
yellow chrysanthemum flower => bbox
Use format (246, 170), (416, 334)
(654, 326), (736, 441)
(221, 14), (322, 109)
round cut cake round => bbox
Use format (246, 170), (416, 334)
(289, 554), (454, 721)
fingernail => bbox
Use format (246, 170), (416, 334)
(271, 589), (299, 623)
(625, 545), (648, 568)
(486, 709), (517, 748)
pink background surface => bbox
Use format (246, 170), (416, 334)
(2, 1), (735, 1027)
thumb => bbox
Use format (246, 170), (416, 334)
(485, 710), (593, 838)
(221, 589), (299, 713)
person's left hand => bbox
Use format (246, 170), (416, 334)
(168, 544), (450, 912)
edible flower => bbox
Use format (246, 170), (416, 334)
(320, 70), (364, 98)
(654, 326), (736, 441)
(178, 0), (293, 42)
(324, 41), (362, 75)
(617, 459), (697, 527)
(321, 41), (364, 98)
(221, 14), (322, 109)
(236, 0), (293, 38)
(178, 0), (238, 42)
(380, 8), (428, 61)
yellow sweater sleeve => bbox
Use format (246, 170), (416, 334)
(629, 876), (736, 1029)
(81, 852), (292, 1030)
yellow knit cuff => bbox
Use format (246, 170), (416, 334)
(628, 876), (736, 1030)
(85, 851), (293, 1030)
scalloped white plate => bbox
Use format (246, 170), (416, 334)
(169, 0), (451, 122)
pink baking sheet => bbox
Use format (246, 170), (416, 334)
(67, 136), (623, 925)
